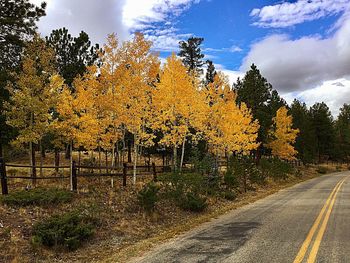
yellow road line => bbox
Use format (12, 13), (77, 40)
(293, 179), (343, 263)
(306, 179), (346, 263)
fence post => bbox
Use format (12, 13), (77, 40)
(123, 163), (127, 187)
(72, 161), (77, 192)
(0, 158), (8, 195)
(152, 162), (157, 182)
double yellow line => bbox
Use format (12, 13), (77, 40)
(293, 177), (347, 263)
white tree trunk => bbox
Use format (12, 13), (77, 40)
(173, 146), (177, 172)
(133, 134), (137, 184)
(111, 145), (115, 188)
(70, 141), (73, 191)
(180, 137), (186, 173)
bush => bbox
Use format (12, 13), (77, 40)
(336, 165), (342, 171)
(224, 169), (239, 189)
(260, 158), (293, 180)
(179, 192), (207, 212)
(189, 149), (216, 175)
(1, 188), (73, 206)
(226, 156), (266, 192)
(221, 190), (237, 200)
(32, 210), (98, 250)
(137, 182), (159, 212)
(159, 173), (208, 211)
(160, 172), (207, 198)
(316, 166), (328, 174)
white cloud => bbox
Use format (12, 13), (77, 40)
(146, 33), (192, 52)
(122, 0), (201, 30)
(251, 0), (350, 28)
(241, 14), (350, 93)
(283, 78), (350, 116)
(30, 0), (200, 46)
(215, 63), (244, 85)
(32, 0), (128, 44)
(203, 45), (243, 53)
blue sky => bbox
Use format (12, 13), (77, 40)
(32, 0), (350, 115)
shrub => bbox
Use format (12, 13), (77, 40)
(159, 173), (208, 211)
(226, 156), (266, 191)
(261, 158), (293, 180)
(32, 210), (98, 250)
(160, 172), (206, 198)
(221, 190), (237, 201)
(316, 166), (328, 174)
(137, 182), (159, 212)
(179, 192), (207, 212)
(1, 188), (73, 206)
(189, 149), (216, 175)
(224, 169), (239, 189)
(336, 165), (342, 171)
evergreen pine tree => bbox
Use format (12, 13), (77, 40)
(310, 102), (335, 162)
(178, 37), (205, 75)
(290, 99), (317, 163)
(46, 27), (100, 89)
(205, 60), (217, 85)
(233, 64), (274, 159)
(334, 104), (350, 161)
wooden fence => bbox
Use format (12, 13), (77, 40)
(0, 157), (171, 195)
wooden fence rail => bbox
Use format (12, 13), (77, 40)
(0, 157), (170, 195)
(0, 156), (303, 195)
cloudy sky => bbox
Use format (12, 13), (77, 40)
(30, 0), (350, 116)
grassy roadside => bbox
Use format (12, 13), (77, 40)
(0, 163), (346, 263)
(103, 164), (344, 263)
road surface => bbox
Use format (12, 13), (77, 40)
(132, 171), (350, 263)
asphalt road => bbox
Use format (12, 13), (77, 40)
(132, 171), (350, 263)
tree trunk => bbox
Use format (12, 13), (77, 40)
(70, 141), (73, 191)
(65, 143), (71, 159)
(180, 138), (186, 172)
(54, 149), (60, 173)
(39, 140), (43, 177)
(0, 141), (3, 158)
(78, 149), (81, 175)
(133, 135), (137, 184)
(128, 140), (132, 163)
(111, 146), (115, 188)
(105, 150), (108, 173)
(30, 141), (36, 185)
(116, 142), (120, 168)
(41, 142), (45, 158)
(173, 146), (178, 172)
(98, 144), (101, 174)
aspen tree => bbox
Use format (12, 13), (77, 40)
(203, 73), (260, 159)
(153, 53), (206, 172)
(5, 36), (62, 182)
(267, 106), (299, 160)
(119, 33), (160, 183)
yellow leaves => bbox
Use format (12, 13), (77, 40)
(5, 37), (62, 146)
(267, 106), (299, 160)
(203, 73), (260, 155)
(152, 53), (205, 148)
(7, 33), (262, 158)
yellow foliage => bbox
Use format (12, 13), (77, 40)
(152, 53), (206, 148)
(5, 36), (63, 147)
(203, 73), (260, 155)
(267, 106), (299, 160)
